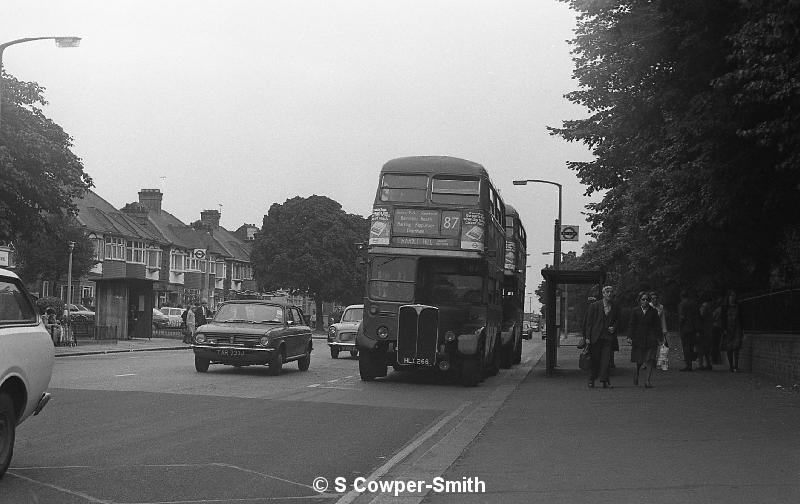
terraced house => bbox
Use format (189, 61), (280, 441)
(52, 188), (256, 339)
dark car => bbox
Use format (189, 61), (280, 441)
(191, 300), (313, 375)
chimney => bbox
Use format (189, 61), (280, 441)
(121, 202), (149, 227)
(138, 189), (163, 214)
(201, 209), (221, 229)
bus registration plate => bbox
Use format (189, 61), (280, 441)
(402, 357), (432, 366)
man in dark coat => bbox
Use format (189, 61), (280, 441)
(194, 299), (211, 328)
(581, 285), (620, 388)
(678, 290), (700, 371)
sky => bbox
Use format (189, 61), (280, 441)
(2, 0), (597, 310)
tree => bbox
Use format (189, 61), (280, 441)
(0, 71), (93, 244)
(13, 214), (96, 288)
(550, 0), (800, 295)
(251, 196), (369, 329)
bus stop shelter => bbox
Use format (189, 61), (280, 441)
(541, 269), (606, 377)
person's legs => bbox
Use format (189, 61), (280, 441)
(733, 349), (740, 371)
(646, 359), (656, 386)
(634, 363), (641, 386)
(588, 341), (600, 386)
(680, 332), (694, 370)
(726, 350), (735, 371)
(598, 339), (613, 386)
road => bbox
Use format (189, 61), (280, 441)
(3, 339), (545, 504)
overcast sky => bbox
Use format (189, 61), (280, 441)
(2, 0), (596, 309)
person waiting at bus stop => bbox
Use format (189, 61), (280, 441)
(581, 285), (620, 389)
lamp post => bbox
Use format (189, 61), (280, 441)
(66, 240), (75, 339)
(0, 36), (81, 131)
(513, 179), (562, 270)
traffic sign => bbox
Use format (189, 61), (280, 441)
(560, 225), (579, 242)
(193, 248), (207, 259)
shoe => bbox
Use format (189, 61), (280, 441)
(645, 383), (653, 389)
(634, 373), (639, 386)
(733, 368), (739, 373)
(602, 381), (613, 389)
(588, 380), (595, 388)
(704, 366), (713, 371)
(729, 368), (735, 373)
(679, 367), (693, 372)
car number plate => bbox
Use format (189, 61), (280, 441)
(402, 357), (431, 366)
(218, 349), (245, 357)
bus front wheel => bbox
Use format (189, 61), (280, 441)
(359, 351), (386, 381)
(460, 358), (481, 387)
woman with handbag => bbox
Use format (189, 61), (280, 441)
(628, 292), (662, 388)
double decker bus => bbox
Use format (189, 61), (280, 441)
(499, 204), (527, 368)
(357, 156), (506, 386)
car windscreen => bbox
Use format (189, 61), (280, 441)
(214, 304), (284, 323)
(341, 308), (363, 322)
(0, 279), (37, 323)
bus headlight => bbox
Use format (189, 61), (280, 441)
(445, 330), (456, 342)
(377, 326), (389, 339)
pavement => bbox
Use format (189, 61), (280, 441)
(54, 333), (800, 503)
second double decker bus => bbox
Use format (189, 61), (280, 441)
(499, 203), (527, 368)
(356, 156), (506, 386)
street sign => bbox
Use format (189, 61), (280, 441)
(560, 225), (579, 242)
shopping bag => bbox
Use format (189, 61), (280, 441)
(578, 347), (591, 371)
(657, 343), (669, 371)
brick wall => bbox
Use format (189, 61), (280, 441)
(740, 333), (800, 385)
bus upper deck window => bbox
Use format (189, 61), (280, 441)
(431, 177), (480, 205)
(380, 174), (428, 202)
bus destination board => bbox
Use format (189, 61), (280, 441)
(393, 208), (440, 236)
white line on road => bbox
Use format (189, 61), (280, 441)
(7, 471), (113, 504)
(114, 373), (137, 377)
(335, 401), (471, 504)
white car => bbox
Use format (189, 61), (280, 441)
(327, 304), (363, 358)
(159, 307), (184, 327)
(0, 267), (54, 478)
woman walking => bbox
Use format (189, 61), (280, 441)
(628, 292), (662, 388)
(720, 290), (744, 372)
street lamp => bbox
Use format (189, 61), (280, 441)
(0, 36), (81, 131)
(66, 241), (75, 338)
(513, 179), (562, 270)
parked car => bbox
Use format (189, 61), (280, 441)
(0, 267), (54, 477)
(327, 304), (363, 358)
(63, 303), (95, 323)
(159, 307), (184, 327)
(152, 308), (170, 329)
(191, 300), (313, 375)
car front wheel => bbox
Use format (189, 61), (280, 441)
(195, 355), (210, 372)
(0, 393), (17, 479)
(268, 349), (284, 376)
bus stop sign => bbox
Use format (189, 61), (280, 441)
(560, 225), (579, 242)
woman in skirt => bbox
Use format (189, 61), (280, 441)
(627, 292), (663, 388)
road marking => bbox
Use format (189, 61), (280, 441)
(114, 373), (137, 377)
(307, 383), (320, 388)
(7, 471), (112, 503)
(335, 401), (471, 504)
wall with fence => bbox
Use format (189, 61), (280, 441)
(739, 288), (799, 385)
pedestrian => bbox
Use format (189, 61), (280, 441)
(628, 292), (662, 388)
(194, 299), (210, 327)
(720, 289), (744, 372)
(580, 285), (620, 389)
(185, 303), (196, 342)
(649, 291), (668, 344)
(677, 289), (700, 371)
(711, 297), (723, 365)
(697, 300), (714, 370)
(44, 308), (58, 345)
(181, 304), (191, 344)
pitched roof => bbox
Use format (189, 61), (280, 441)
(74, 190), (164, 243)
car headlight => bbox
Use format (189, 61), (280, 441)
(195, 333), (206, 343)
(328, 326), (337, 336)
(260, 336), (270, 346)
(377, 326), (389, 339)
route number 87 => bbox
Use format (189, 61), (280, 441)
(442, 216), (459, 229)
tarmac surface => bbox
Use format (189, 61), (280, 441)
(54, 334), (800, 504)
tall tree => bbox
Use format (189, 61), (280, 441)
(550, 0), (800, 294)
(0, 71), (92, 244)
(251, 196), (369, 329)
(13, 214), (96, 290)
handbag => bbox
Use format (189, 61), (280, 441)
(657, 343), (670, 371)
(578, 347), (591, 371)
